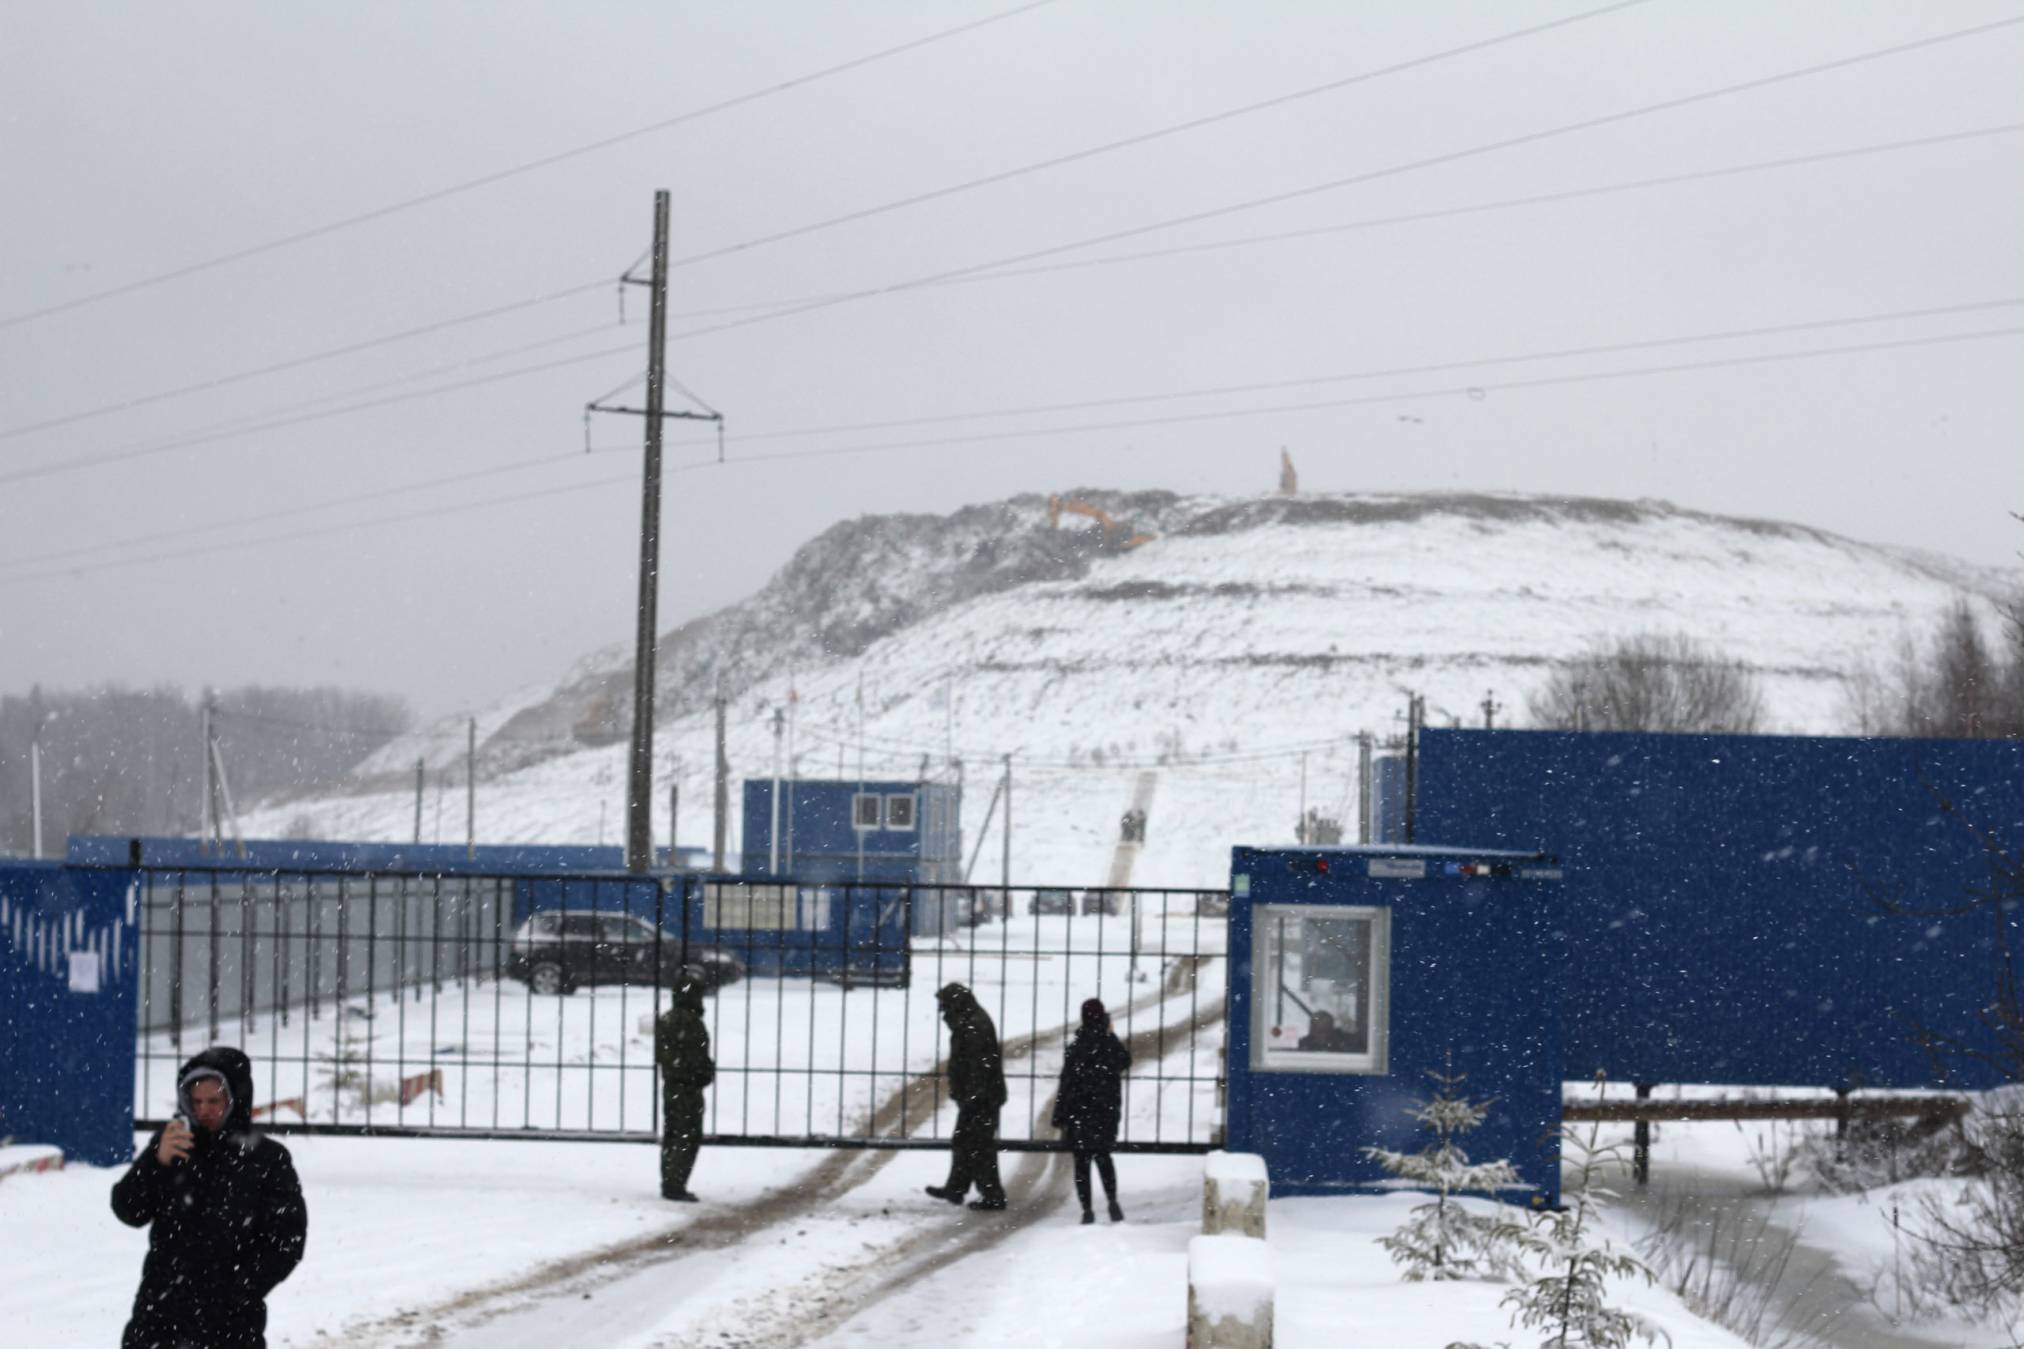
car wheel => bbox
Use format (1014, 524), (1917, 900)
(529, 961), (569, 996)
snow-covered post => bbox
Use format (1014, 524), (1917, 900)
(1188, 1233), (1275, 1348)
(1203, 1149), (1269, 1238)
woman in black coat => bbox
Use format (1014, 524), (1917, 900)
(1052, 997), (1132, 1223)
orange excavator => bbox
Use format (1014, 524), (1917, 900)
(1047, 494), (1157, 549)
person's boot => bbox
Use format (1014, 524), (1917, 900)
(1080, 1208), (1095, 1225)
(924, 1185), (964, 1205)
(1107, 1200), (1125, 1223)
(663, 1189), (699, 1202)
(968, 1197), (1008, 1211)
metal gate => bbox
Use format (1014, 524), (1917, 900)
(127, 865), (1228, 1152)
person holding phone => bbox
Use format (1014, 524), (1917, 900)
(112, 1046), (308, 1349)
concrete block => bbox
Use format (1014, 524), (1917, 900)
(1203, 1149), (1269, 1238)
(1187, 1232), (1274, 1348)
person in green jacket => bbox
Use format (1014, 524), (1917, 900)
(654, 971), (715, 1201)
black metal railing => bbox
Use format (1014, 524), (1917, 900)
(124, 865), (1228, 1152)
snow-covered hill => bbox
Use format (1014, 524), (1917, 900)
(245, 490), (2019, 887)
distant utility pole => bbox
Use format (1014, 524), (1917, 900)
(1298, 750), (1309, 843)
(1403, 694), (1425, 845)
(413, 758), (425, 845)
(668, 777), (680, 857)
(1482, 691), (1503, 729)
(769, 706), (785, 875)
(29, 731), (44, 860)
(711, 680), (729, 872)
(1001, 753), (1013, 891)
(200, 691), (216, 853)
(1356, 732), (1374, 845)
(584, 190), (724, 874)
(465, 717), (477, 861)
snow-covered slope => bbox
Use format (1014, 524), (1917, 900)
(246, 490), (2018, 886)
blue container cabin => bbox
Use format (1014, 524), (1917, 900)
(1225, 844), (1566, 1205)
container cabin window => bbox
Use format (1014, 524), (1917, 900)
(703, 883), (795, 931)
(852, 793), (882, 830)
(884, 793), (917, 831)
(1251, 904), (1389, 1075)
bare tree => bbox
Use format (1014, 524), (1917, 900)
(1528, 632), (1766, 734)
(1850, 600), (2024, 740)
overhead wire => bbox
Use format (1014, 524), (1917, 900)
(655, 0), (1656, 273)
(0, 0), (1062, 331)
(653, 12), (2024, 349)
(3, 301), (2023, 582)
(646, 119), (2024, 325)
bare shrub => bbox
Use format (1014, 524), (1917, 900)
(1529, 633), (1766, 734)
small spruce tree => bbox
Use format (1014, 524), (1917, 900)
(1363, 1056), (1525, 1282)
(1498, 1074), (1669, 1348)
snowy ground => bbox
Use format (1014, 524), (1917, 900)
(7, 1101), (2016, 1347)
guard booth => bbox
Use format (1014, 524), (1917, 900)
(1225, 845), (1566, 1205)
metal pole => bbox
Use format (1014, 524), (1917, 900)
(1298, 750), (1308, 843)
(200, 692), (215, 853)
(29, 735), (43, 860)
(626, 188), (672, 874)
(466, 717), (477, 861)
(1404, 695), (1422, 845)
(1357, 732), (1373, 845)
(413, 758), (424, 845)
(769, 706), (784, 875)
(1000, 753), (1012, 891)
(712, 680), (728, 872)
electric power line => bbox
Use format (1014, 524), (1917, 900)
(0, 0), (1062, 332)
(656, 0), (1655, 274)
(646, 119), (2024, 325)
(653, 12), (2024, 349)
(7, 312), (2024, 584)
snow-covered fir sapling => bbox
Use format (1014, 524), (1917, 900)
(1362, 1054), (1525, 1282)
(1498, 1072), (1669, 1348)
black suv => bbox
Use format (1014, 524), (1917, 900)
(507, 911), (746, 996)
(1028, 888), (1074, 916)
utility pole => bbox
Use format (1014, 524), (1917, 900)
(768, 706), (785, 875)
(1356, 732), (1374, 844)
(200, 690), (216, 853)
(1298, 750), (1309, 843)
(1001, 753), (1012, 891)
(711, 680), (728, 872)
(1482, 691), (1502, 729)
(1404, 694), (1424, 845)
(466, 717), (477, 860)
(29, 732), (44, 860)
(623, 189), (672, 875)
(413, 758), (425, 845)
(668, 777), (679, 857)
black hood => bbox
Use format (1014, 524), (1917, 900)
(177, 1046), (256, 1134)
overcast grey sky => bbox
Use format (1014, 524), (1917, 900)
(3, 1), (2020, 718)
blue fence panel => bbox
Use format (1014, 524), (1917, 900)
(1, 862), (139, 1166)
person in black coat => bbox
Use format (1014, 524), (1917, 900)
(112, 1046), (308, 1349)
(925, 982), (1009, 1212)
(1053, 997), (1132, 1224)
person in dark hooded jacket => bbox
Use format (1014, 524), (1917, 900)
(1052, 997), (1132, 1224)
(112, 1046), (308, 1349)
(653, 970), (715, 1201)
(925, 982), (1009, 1211)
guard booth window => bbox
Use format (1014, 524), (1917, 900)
(1251, 904), (1390, 1074)
(852, 793), (882, 830)
(884, 793), (916, 831)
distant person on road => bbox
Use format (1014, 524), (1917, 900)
(111, 1046), (308, 1349)
(1052, 997), (1133, 1224)
(926, 982), (1009, 1212)
(654, 971), (716, 1202)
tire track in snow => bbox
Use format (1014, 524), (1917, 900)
(336, 957), (1218, 1346)
(649, 984), (1227, 1349)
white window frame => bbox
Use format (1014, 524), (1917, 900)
(1250, 903), (1391, 1075)
(852, 792), (882, 831)
(883, 792), (917, 831)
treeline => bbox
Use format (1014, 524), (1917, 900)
(0, 684), (412, 855)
